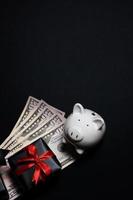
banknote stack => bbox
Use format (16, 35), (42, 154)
(0, 96), (77, 200)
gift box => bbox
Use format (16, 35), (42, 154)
(8, 139), (61, 192)
(0, 149), (9, 200)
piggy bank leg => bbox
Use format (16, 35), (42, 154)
(75, 148), (84, 154)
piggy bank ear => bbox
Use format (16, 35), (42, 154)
(73, 103), (84, 114)
(93, 119), (104, 131)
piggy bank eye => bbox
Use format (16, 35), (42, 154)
(78, 119), (80, 121)
(86, 124), (89, 127)
(92, 113), (95, 116)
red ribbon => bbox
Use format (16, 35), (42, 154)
(16, 144), (54, 184)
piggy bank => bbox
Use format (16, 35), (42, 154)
(63, 103), (106, 154)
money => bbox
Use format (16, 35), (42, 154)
(0, 96), (40, 149)
(6, 114), (65, 156)
(49, 104), (65, 116)
(40, 99), (65, 117)
(5, 106), (56, 150)
(7, 113), (64, 150)
(42, 123), (76, 169)
(3, 100), (47, 149)
(0, 166), (21, 200)
(3, 100), (65, 150)
(12, 96), (40, 129)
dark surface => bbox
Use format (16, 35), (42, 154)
(0, 149), (9, 165)
(0, 1), (133, 199)
(0, 178), (9, 200)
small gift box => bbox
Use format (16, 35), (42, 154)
(8, 139), (61, 192)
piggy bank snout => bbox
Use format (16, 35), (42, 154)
(67, 128), (83, 142)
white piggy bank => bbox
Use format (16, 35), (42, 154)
(63, 103), (106, 154)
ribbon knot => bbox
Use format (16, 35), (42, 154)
(16, 144), (54, 184)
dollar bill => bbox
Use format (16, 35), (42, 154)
(40, 99), (65, 117)
(49, 104), (65, 116)
(42, 123), (77, 169)
(3, 100), (48, 149)
(5, 106), (57, 150)
(1, 97), (65, 149)
(12, 96), (40, 129)
(0, 166), (21, 200)
(4, 99), (65, 149)
(6, 114), (65, 155)
(7, 112), (64, 151)
(0, 96), (40, 149)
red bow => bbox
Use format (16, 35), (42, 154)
(16, 144), (54, 184)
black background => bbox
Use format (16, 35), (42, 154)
(0, 1), (133, 200)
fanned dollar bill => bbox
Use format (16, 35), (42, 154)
(3, 100), (48, 149)
(42, 123), (77, 169)
(7, 113), (65, 150)
(12, 96), (40, 130)
(5, 105), (56, 150)
(2, 99), (65, 150)
(0, 96), (40, 149)
(6, 116), (65, 155)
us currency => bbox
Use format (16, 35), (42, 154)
(1, 97), (65, 149)
(6, 106), (56, 150)
(12, 96), (40, 130)
(3, 100), (48, 149)
(6, 107), (61, 150)
(6, 122), (76, 169)
(50, 104), (65, 116)
(0, 166), (21, 200)
(4, 99), (65, 149)
(0, 96), (40, 149)
(4, 100), (65, 150)
(6, 114), (65, 157)
(40, 99), (65, 117)
(42, 123), (76, 169)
